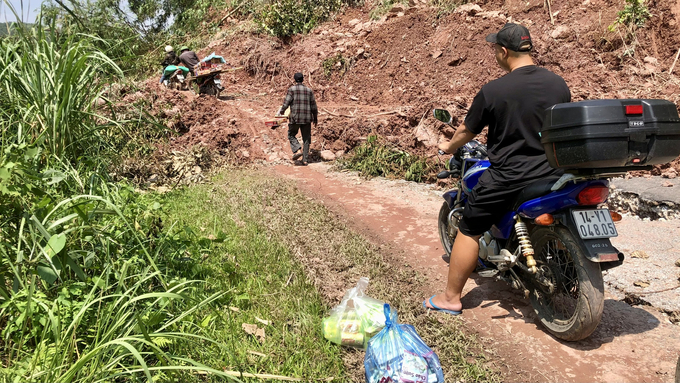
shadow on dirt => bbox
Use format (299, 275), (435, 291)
(461, 274), (659, 350)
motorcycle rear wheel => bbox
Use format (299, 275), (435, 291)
(437, 201), (458, 257)
(529, 226), (604, 341)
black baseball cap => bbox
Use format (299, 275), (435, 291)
(294, 72), (304, 82)
(485, 23), (533, 52)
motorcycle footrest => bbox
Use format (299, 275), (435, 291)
(477, 269), (499, 278)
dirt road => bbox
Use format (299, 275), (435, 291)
(276, 162), (680, 383)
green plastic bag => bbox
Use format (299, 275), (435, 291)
(163, 65), (190, 77)
(322, 277), (387, 348)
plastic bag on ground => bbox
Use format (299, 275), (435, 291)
(364, 304), (445, 383)
(322, 277), (387, 348)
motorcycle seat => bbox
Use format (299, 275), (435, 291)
(512, 176), (561, 210)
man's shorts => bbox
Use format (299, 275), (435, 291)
(458, 172), (528, 237)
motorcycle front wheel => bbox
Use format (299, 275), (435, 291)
(529, 226), (604, 341)
(437, 201), (459, 257)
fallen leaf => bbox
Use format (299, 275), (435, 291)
(630, 250), (649, 259)
(255, 327), (266, 342)
(229, 306), (240, 312)
(242, 323), (258, 335)
(633, 280), (650, 288)
(248, 350), (268, 357)
(242, 323), (266, 342)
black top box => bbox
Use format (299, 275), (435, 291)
(541, 99), (680, 173)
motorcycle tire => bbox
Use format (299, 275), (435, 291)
(438, 201), (459, 257)
(529, 226), (604, 341)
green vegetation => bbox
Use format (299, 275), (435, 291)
(0, 19), (347, 381)
(431, 0), (467, 18)
(340, 135), (437, 182)
(322, 53), (350, 77)
(255, 0), (360, 37)
(161, 181), (346, 380)
(613, 0), (651, 29)
(369, 0), (408, 20)
(202, 169), (499, 383)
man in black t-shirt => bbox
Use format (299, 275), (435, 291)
(423, 23), (571, 315)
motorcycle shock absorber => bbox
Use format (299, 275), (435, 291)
(514, 216), (537, 274)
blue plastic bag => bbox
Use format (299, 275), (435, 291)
(364, 304), (445, 383)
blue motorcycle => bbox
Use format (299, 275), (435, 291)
(433, 108), (624, 341)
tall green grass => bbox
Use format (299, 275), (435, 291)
(0, 17), (241, 382)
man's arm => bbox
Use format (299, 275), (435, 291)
(310, 90), (318, 125)
(279, 88), (294, 115)
(438, 125), (477, 154)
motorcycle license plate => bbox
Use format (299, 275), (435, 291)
(572, 209), (618, 239)
(214, 79), (221, 85)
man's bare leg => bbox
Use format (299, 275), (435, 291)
(425, 232), (481, 312)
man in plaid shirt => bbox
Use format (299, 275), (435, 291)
(278, 73), (318, 165)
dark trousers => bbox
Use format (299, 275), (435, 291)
(288, 123), (311, 163)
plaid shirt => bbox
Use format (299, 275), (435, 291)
(279, 83), (318, 125)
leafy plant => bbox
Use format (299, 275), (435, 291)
(322, 53), (350, 77)
(340, 135), (436, 182)
(608, 0), (651, 41)
(431, 0), (467, 18)
(369, 0), (408, 20)
(255, 0), (361, 37)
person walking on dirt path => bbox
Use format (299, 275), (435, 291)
(277, 72), (318, 165)
(159, 45), (180, 84)
(179, 46), (200, 76)
(423, 23), (571, 315)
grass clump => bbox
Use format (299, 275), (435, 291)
(369, 0), (408, 20)
(340, 135), (436, 182)
(203, 168), (500, 382)
(431, 0), (467, 18)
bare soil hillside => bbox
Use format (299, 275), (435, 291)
(131, 0), (680, 176)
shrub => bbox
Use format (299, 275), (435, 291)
(255, 0), (361, 37)
(339, 135), (436, 182)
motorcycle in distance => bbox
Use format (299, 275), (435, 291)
(196, 73), (224, 97)
(163, 68), (188, 91)
(432, 108), (624, 341)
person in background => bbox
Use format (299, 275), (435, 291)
(179, 46), (200, 76)
(159, 45), (180, 84)
(278, 72), (318, 165)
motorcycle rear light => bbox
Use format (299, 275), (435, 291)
(577, 185), (609, 205)
(625, 105), (643, 115)
(534, 214), (555, 226)
(609, 211), (622, 222)
(597, 253), (620, 262)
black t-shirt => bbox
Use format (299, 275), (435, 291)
(464, 65), (571, 185)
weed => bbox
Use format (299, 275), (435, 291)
(608, 0), (651, 44)
(323, 53), (350, 77)
(339, 135), (436, 182)
(431, 0), (467, 18)
(369, 0), (408, 20)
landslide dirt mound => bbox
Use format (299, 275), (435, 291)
(139, 0), (680, 175)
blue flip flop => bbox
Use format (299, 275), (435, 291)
(422, 296), (462, 316)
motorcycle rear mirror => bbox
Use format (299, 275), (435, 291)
(433, 109), (453, 125)
(436, 170), (452, 179)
